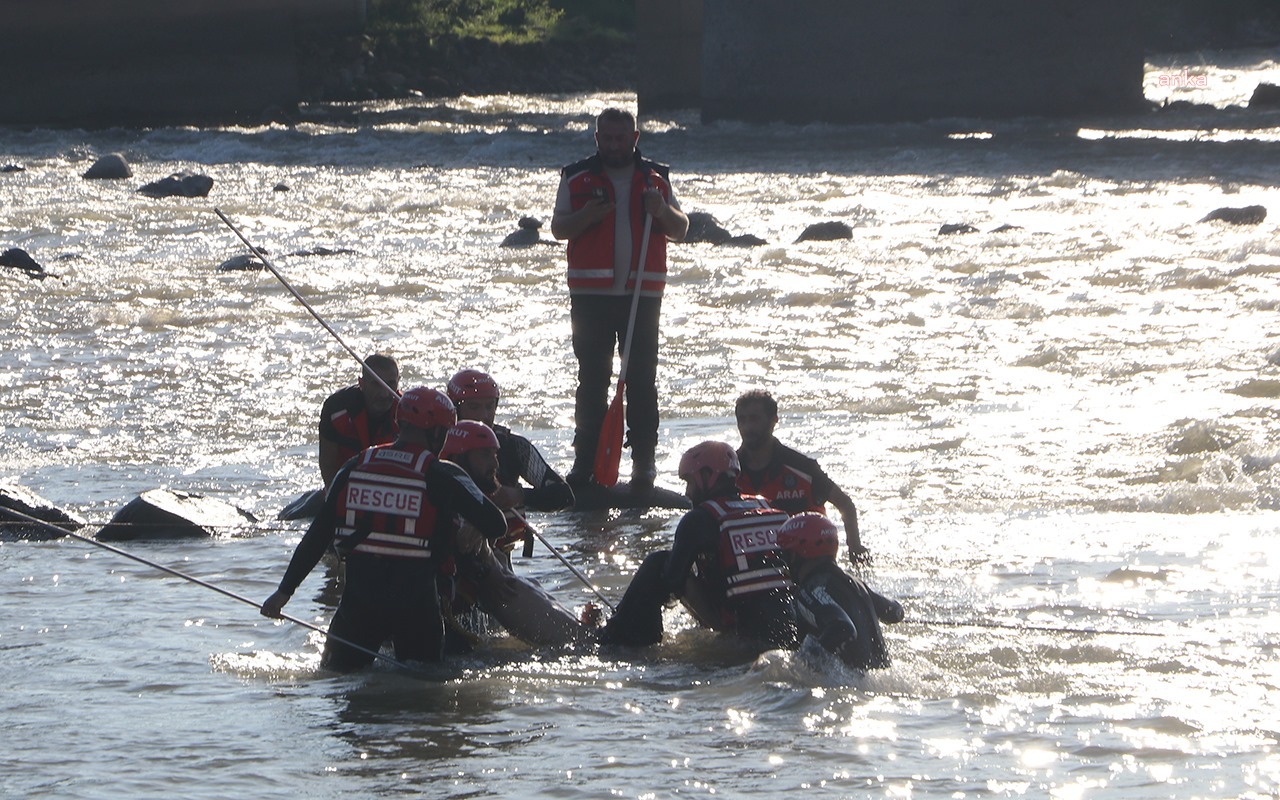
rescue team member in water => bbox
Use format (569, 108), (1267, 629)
(448, 369), (574, 554)
(262, 387), (507, 671)
(551, 107), (689, 494)
(734, 389), (868, 561)
(318, 353), (400, 490)
(776, 513), (903, 671)
(440, 420), (595, 648)
(597, 441), (797, 649)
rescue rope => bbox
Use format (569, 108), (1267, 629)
(0, 505), (425, 673)
(213, 208), (398, 398)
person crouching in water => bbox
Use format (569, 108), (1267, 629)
(261, 388), (507, 671)
(598, 440), (797, 650)
(441, 420), (595, 648)
(776, 513), (904, 671)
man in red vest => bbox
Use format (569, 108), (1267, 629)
(551, 107), (689, 494)
(317, 354), (400, 490)
(263, 387), (506, 671)
(734, 389), (869, 561)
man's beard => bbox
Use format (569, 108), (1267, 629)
(469, 468), (499, 495)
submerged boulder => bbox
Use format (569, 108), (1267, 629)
(939, 222), (979, 235)
(138, 172), (214, 198)
(686, 211), (767, 246)
(1200, 205), (1266, 225)
(500, 216), (549, 248)
(795, 221), (853, 243)
(0, 484), (87, 541)
(96, 489), (257, 541)
(83, 153), (132, 180)
(1, 247), (56, 280)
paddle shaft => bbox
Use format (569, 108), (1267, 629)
(0, 505), (417, 671)
(594, 211), (655, 486)
(213, 208), (397, 398)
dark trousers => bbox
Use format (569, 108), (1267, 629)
(322, 554), (443, 671)
(570, 293), (662, 465)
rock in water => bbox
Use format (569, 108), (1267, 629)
(795, 221), (853, 242)
(1200, 205), (1266, 225)
(0, 484), (87, 541)
(83, 153), (132, 180)
(96, 489), (258, 540)
(138, 172), (215, 198)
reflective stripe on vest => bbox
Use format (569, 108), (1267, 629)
(336, 445), (436, 559)
(701, 496), (793, 601)
(564, 164), (670, 296)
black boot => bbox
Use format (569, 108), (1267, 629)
(629, 446), (656, 495)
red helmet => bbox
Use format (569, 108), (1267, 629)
(446, 369), (500, 403)
(440, 420), (500, 460)
(396, 387), (457, 430)
(776, 512), (839, 559)
(678, 440), (740, 494)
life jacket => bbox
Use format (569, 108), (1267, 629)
(335, 443), (438, 560)
(699, 495), (793, 603)
(736, 462), (825, 516)
(562, 153), (671, 297)
(328, 397), (399, 464)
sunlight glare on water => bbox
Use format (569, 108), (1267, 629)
(1, 56), (1280, 799)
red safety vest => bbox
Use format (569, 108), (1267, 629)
(563, 157), (671, 297)
(336, 444), (438, 560)
(700, 495), (793, 603)
(736, 464), (825, 516)
(328, 401), (399, 464)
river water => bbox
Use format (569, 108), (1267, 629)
(3, 52), (1280, 798)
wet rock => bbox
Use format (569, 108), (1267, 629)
(939, 222), (979, 235)
(138, 172), (214, 198)
(96, 489), (257, 541)
(990, 223), (1022, 233)
(685, 211), (767, 247)
(217, 253), (265, 271)
(288, 246), (357, 257)
(1, 247), (56, 280)
(83, 153), (132, 180)
(1, 164), (24, 173)
(685, 211), (733, 244)
(794, 220), (852, 243)
(0, 484), (86, 541)
(1249, 82), (1280, 109)
(500, 216), (547, 247)
(273, 183), (291, 192)
(1200, 205), (1266, 225)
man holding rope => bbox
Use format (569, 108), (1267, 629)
(262, 387), (506, 671)
(551, 107), (688, 494)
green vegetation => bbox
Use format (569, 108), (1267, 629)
(367, 0), (633, 45)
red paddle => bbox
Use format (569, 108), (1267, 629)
(592, 211), (654, 487)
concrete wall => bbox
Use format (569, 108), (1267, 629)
(636, 0), (703, 116)
(691, 0), (1145, 123)
(0, 0), (364, 126)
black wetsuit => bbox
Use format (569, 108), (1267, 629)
(494, 424), (574, 512)
(275, 453), (505, 671)
(599, 495), (797, 650)
(793, 559), (903, 671)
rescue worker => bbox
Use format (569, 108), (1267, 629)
(261, 387), (507, 671)
(734, 389), (868, 561)
(776, 513), (903, 671)
(597, 441), (797, 650)
(318, 354), (400, 490)
(447, 368), (574, 523)
(550, 107), (689, 494)
(440, 420), (594, 648)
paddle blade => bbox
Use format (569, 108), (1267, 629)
(593, 387), (625, 487)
